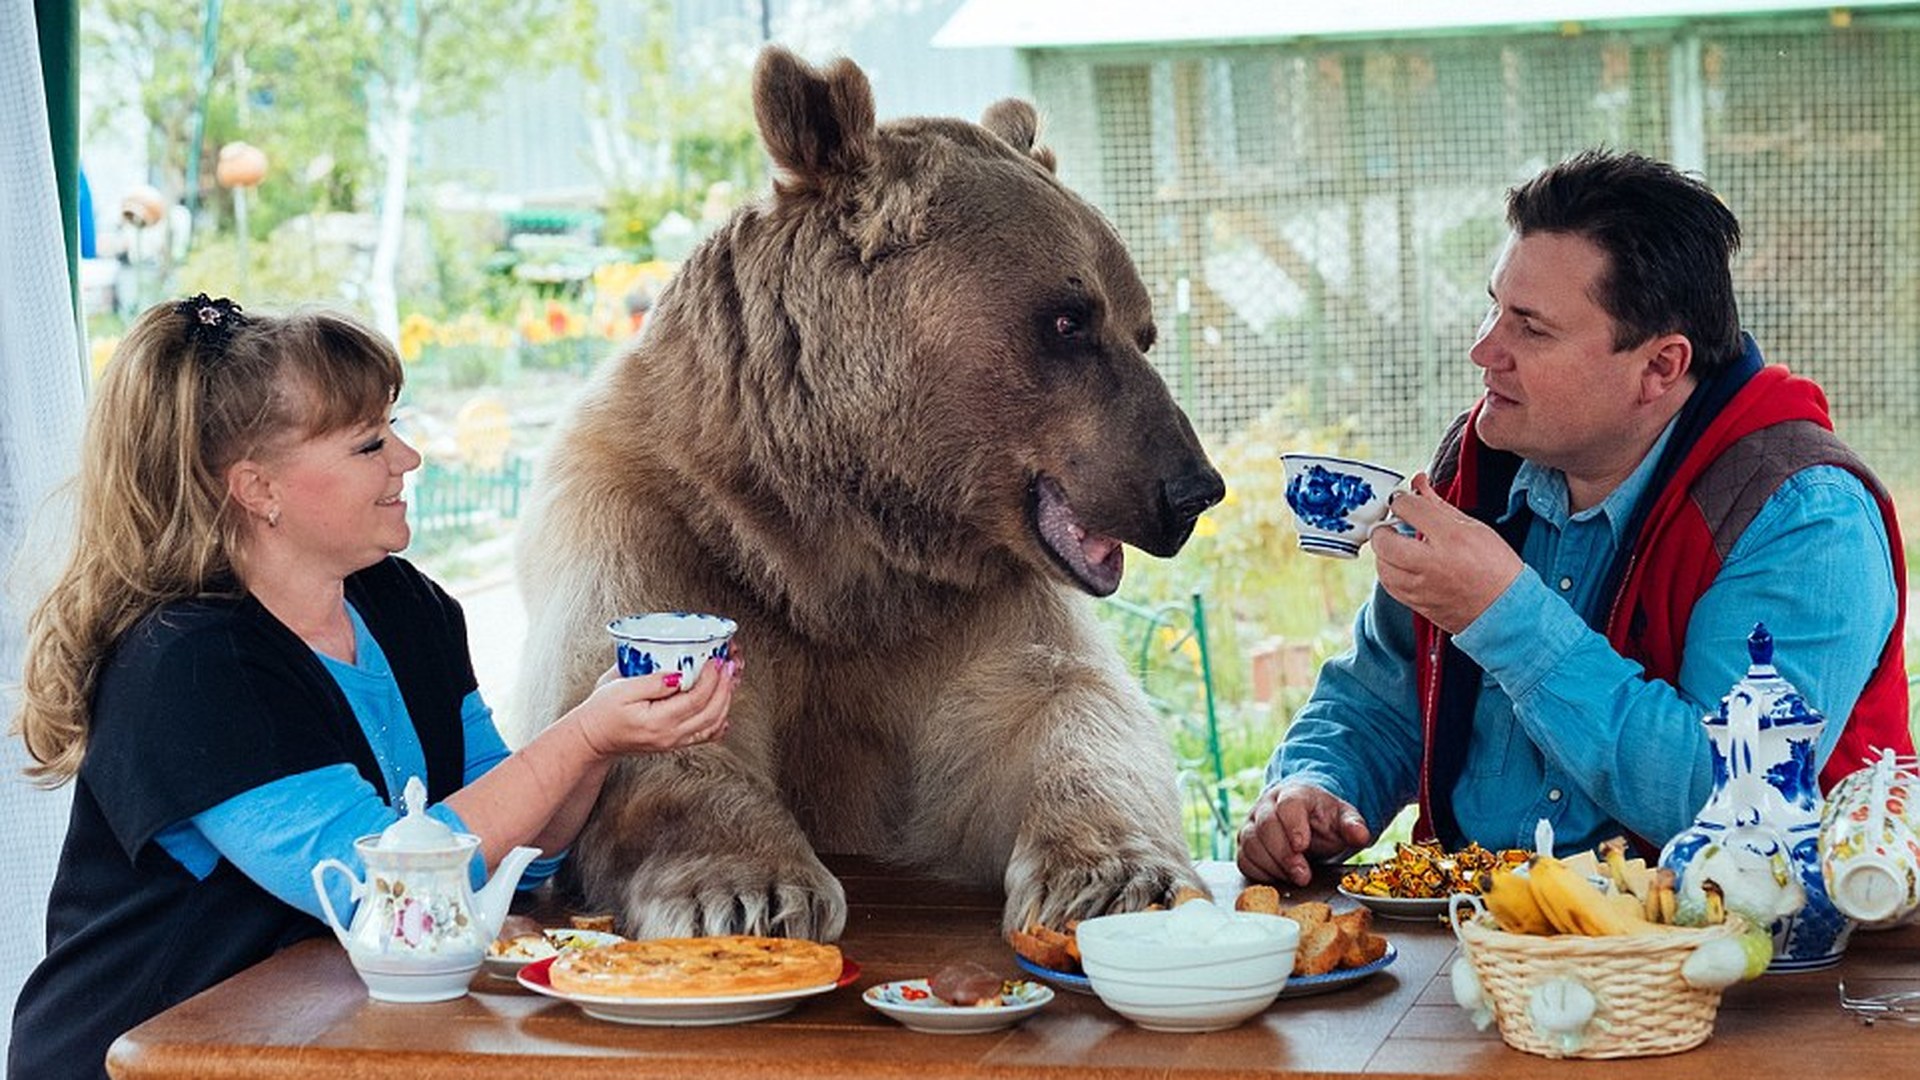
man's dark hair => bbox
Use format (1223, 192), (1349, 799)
(1506, 148), (1744, 378)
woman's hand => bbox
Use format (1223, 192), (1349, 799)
(570, 659), (738, 757)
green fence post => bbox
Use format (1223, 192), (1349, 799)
(1190, 591), (1231, 859)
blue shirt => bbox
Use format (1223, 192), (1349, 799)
(1269, 420), (1899, 856)
(156, 602), (565, 919)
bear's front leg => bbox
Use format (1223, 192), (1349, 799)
(571, 753), (848, 941)
(998, 674), (1205, 934)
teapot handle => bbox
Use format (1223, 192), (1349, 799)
(311, 859), (365, 947)
(1726, 692), (1769, 827)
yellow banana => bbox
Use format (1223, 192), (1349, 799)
(1528, 855), (1637, 935)
(1643, 867), (1678, 925)
(1598, 836), (1634, 895)
(1702, 879), (1728, 925)
(1482, 866), (1553, 935)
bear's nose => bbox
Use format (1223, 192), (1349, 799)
(1163, 467), (1226, 522)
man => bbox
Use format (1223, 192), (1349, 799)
(1239, 148), (1910, 886)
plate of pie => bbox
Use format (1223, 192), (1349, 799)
(1011, 954), (1092, 995)
(1276, 940), (1398, 998)
(517, 936), (858, 1025)
(863, 978), (1053, 1033)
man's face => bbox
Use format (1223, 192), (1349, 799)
(1469, 230), (1654, 486)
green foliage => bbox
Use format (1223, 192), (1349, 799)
(593, 0), (764, 251)
(85, 0), (596, 242)
(420, 208), (517, 321)
(1104, 395), (1404, 858)
(174, 230), (367, 314)
(1108, 395), (1389, 705)
(84, 0), (372, 229)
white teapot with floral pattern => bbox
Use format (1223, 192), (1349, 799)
(312, 776), (540, 1001)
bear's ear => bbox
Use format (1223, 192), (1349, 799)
(753, 45), (875, 193)
(981, 99), (1057, 174)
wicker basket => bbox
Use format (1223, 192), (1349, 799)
(1452, 900), (1746, 1060)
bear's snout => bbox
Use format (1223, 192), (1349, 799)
(1163, 467), (1226, 524)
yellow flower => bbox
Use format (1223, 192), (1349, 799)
(398, 313), (437, 362)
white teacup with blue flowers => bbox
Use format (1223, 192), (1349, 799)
(607, 612), (737, 691)
(1279, 453), (1406, 559)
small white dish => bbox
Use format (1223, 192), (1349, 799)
(863, 978), (1053, 1033)
(481, 928), (625, 980)
(1335, 886), (1457, 922)
(517, 955), (858, 1026)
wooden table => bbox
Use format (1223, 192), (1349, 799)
(109, 857), (1920, 1078)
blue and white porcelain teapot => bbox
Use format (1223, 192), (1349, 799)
(1659, 624), (1846, 971)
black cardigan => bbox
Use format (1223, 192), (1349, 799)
(9, 557), (475, 1080)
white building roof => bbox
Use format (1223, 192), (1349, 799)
(934, 0), (1920, 48)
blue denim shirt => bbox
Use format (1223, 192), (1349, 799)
(1268, 420), (1899, 856)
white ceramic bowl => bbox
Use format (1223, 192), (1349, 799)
(607, 612), (736, 691)
(1075, 907), (1299, 1032)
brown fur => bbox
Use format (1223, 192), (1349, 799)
(511, 47), (1224, 942)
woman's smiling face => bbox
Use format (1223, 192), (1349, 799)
(263, 412), (423, 575)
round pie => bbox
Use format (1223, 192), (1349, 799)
(548, 935), (844, 998)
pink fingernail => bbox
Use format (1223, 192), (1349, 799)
(663, 672), (682, 689)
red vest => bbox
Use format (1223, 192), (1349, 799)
(1413, 365), (1911, 843)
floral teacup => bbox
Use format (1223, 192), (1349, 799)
(1821, 751), (1920, 927)
(1279, 453), (1405, 559)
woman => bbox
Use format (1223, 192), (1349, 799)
(8, 295), (736, 1079)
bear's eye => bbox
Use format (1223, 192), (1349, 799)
(1053, 314), (1083, 339)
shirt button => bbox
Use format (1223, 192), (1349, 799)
(1547, 789), (1564, 802)
(1558, 576), (1574, 591)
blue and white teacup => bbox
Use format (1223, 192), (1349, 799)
(1279, 453), (1406, 559)
(607, 612), (736, 691)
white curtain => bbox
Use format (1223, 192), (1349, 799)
(1, 2), (88, 1062)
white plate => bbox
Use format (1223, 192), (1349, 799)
(481, 929), (625, 980)
(517, 955), (859, 1025)
(863, 978), (1053, 1033)
(1276, 940), (1398, 998)
(1335, 887), (1458, 921)
(1012, 954), (1093, 995)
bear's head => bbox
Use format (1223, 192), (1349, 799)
(653, 48), (1223, 603)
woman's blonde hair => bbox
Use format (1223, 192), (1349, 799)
(13, 297), (404, 785)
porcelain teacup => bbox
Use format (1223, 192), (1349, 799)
(1821, 752), (1920, 927)
(608, 611), (736, 691)
(1279, 453), (1406, 559)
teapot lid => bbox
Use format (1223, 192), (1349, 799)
(1720, 622), (1822, 727)
(375, 777), (456, 851)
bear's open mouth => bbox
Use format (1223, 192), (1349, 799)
(1030, 475), (1125, 596)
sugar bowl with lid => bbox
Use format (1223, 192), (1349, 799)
(311, 776), (541, 1002)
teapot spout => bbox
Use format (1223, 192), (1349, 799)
(474, 845), (542, 941)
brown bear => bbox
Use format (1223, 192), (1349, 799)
(510, 46), (1225, 942)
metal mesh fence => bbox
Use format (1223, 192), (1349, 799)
(1029, 14), (1920, 491)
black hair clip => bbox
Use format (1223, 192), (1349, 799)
(175, 293), (246, 354)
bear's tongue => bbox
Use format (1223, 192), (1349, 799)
(1034, 477), (1125, 596)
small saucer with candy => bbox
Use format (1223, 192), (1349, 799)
(863, 962), (1053, 1034)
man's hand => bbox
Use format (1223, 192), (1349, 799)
(1368, 473), (1525, 634)
(1237, 780), (1371, 886)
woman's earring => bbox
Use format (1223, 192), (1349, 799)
(267, 507), (281, 528)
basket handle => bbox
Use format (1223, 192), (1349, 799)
(1448, 892), (1487, 946)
